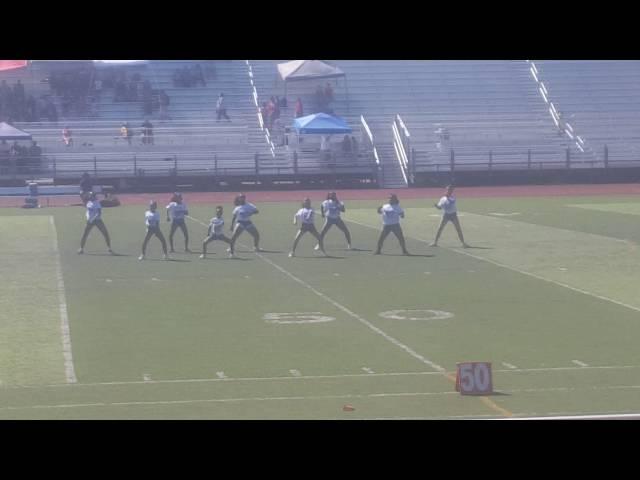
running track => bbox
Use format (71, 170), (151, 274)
(2, 183), (640, 208)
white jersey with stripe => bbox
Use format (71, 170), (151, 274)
(86, 200), (102, 223)
(145, 210), (160, 228)
(437, 195), (457, 215)
(380, 204), (404, 225)
(166, 202), (188, 220)
(209, 216), (224, 235)
(322, 199), (344, 219)
(233, 203), (258, 222)
(295, 207), (315, 224)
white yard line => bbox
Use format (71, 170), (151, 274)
(346, 218), (640, 315)
(49, 217), (77, 384)
(3, 363), (640, 391)
(187, 215), (446, 373)
(4, 384), (640, 412)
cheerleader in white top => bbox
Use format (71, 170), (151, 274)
(430, 185), (469, 248)
(78, 192), (113, 255)
(139, 201), (169, 261)
(315, 191), (352, 251)
(374, 193), (410, 255)
(229, 193), (261, 256)
(289, 198), (325, 257)
(200, 206), (232, 258)
(166, 192), (191, 253)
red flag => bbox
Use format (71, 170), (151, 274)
(0, 61), (28, 72)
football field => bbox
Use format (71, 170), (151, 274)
(2, 191), (640, 419)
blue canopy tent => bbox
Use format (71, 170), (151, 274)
(292, 113), (352, 135)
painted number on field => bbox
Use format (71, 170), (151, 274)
(263, 312), (336, 324)
(378, 309), (454, 321)
(455, 362), (493, 396)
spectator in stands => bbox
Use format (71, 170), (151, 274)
(265, 98), (275, 129)
(216, 93), (231, 122)
(142, 119), (154, 145)
(320, 135), (330, 152)
(159, 90), (170, 119)
(556, 112), (566, 136)
(14, 80), (25, 106)
(351, 136), (358, 156)
(25, 95), (36, 122)
(324, 82), (334, 103)
(47, 100), (58, 122)
(193, 64), (206, 87)
(271, 96), (280, 125)
(295, 97), (304, 118)
(121, 123), (133, 145)
(79, 172), (93, 203)
(28, 140), (42, 159)
(62, 126), (73, 147)
(342, 135), (352, 155)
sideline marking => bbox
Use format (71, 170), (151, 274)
(2, 364), (640, 390)
(49, 217), (77, 384)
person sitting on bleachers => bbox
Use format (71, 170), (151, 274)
(62, 126), (73, 147)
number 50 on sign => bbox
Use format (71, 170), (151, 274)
(455, 362), (493, 395)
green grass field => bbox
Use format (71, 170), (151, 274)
(2, 194), (640, 419)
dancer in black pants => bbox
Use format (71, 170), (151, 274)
(78, 191), (113, 254)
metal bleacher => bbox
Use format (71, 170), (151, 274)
(535, 60), (640, 167)
(3, 61), (271, 185)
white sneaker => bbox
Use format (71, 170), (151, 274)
(347, 244), (352, 250)
(228, 252), (235, 258)
(288, 252), (295, 257)
(199, 254), (205, 259)
(77, 248), (84, 254)
(254, 247), (263, 252)
(429, 242), (438, 247)
(226, 247), (232, 252)
(138, 254), (145, 261)
(314, 244), (320, 251)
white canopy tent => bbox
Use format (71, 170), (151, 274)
(276, 60), (349, 110)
